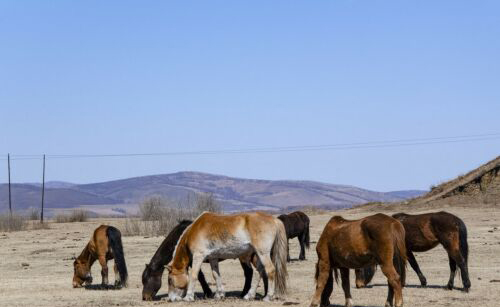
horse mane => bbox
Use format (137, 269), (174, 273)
(171, 213), (208, 271)
(148, 220), (193, 272)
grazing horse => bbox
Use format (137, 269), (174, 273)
(142, 220), (257, 301)
(73, 225), (128, 288)
(166, 212), (288, 302)
(278, 211), (310, 261)
(310, 213), (406, 307)
(355, 211), (470, 292)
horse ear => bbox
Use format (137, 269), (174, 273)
(72, 255), (77, 260)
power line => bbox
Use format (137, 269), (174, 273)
(2, 132), (500, 161)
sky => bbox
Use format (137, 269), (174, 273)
(0, 1), (499, 191)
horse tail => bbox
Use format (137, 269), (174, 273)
(393, 221), (407, 287)
(457, 217), (469, 265)
(304, 216), (310, 249)
(272, 218), (289, 296)
(107, 226), (128, 287)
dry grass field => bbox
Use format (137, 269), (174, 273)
(1, 206), (499, 307)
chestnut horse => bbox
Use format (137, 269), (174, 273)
(355, 211), (470, 292)
(73, 225), (128, 288)
(278, 211), (310, 261)
(166, 212), (288, 302)
(142, 220), (257, 301)
(310, 213), (406, 307)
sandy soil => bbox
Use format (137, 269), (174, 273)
(1, 206), (499, 307)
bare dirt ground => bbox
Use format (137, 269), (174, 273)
(1, 206), (499, 307)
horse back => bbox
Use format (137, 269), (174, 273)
(393, 212), (445, 252)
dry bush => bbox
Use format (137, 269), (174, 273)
(28, 208), (40, 220)
(0, 213), (27, 232)
(54, 209), (89, 223)
(123, 193), (222, 237)
(31, 221), (51, 230)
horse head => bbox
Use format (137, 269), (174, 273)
(166, 262), (188, 301)
(72, 258), (92, 288)
(142, 263), (163, 300)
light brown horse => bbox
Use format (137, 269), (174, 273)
(310, 213), (406, 307)
(355, 211), (470, 292)
(166, 212), (288, 302)
(73, 225), (128, 288)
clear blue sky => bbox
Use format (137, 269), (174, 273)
(1, 1), (499, 191)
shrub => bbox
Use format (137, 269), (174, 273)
(124, 193), (222, 236)
(0, 213), (27, 232)
(54, 209), (89, 223)
(28, 208), (40, 220)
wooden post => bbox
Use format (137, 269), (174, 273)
(8, 153), (12, 216)
(41, 154), (45, 223)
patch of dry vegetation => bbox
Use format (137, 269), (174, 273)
(124, 193), (222, 237)
(0, 213), (27, 232)
(54, 209), (89, 223)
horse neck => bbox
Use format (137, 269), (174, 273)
(149, 239), (175, 272)
(78, 243), (96, 269)
(171, 235), (190, 272)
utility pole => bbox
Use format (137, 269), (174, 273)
(41, 154), (45, 223)
(8, 153), (12, 216)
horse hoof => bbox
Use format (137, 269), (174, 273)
(263, 296), (272, 302)
(183, 294), (195, 302)
(385, 301), (393, 307)
(345, 298), (353, 307)
(215, 293), (225, 300)
(446, 283), (453, 290)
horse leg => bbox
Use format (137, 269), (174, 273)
(256, 252), (275, 301)
(309, 259), (332, 307)
(198, 269), (214, 298)
(239, 260), (254, 298)
(380, 262), (403, 307)
(340, 268), (353, 307)
(407, 251), (426, 286)
(113, 263), (120, 287)
(446, 256), (457, 290)
(287, 239), (291, 262)
(209, 260), (225, 299)
(184, 253), (204, 302)
(299, 235), (306, 260)
(98, 256), (108, 286)
(244, 256), (266, 300)
(447, 248), (471, 292)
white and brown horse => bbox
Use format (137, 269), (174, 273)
(166, 212), (288, 302)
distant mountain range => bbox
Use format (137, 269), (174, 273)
(0, 172), (425, 212)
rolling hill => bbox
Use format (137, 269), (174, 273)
(0, 171), (425, 212)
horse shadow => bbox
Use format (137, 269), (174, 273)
(84, 284), (122, 290)
(153, 291), (264, 301)
(368, 283), (467, 291)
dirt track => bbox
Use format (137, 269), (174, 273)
(1, 206), (499, 307)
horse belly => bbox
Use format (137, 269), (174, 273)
(207, 243), (253, 260)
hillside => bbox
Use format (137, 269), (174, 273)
(356, 155), (500, 211)
(0, 171), (425, 212)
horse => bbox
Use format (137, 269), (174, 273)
(310, 213), (406, 307)
(355, 211), (470, 292)
(73, 225), (128, 288)
(142, 220), (257, 301)
(278, 211), (310, 261)
(166, 211), (288, 302)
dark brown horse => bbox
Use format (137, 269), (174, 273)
(278, 211), (310, 261)
(142, 220), (257, 301)
(310, 213), (406, 307)
(73, 225), (128, 288)
(355, 211), (470, 292)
